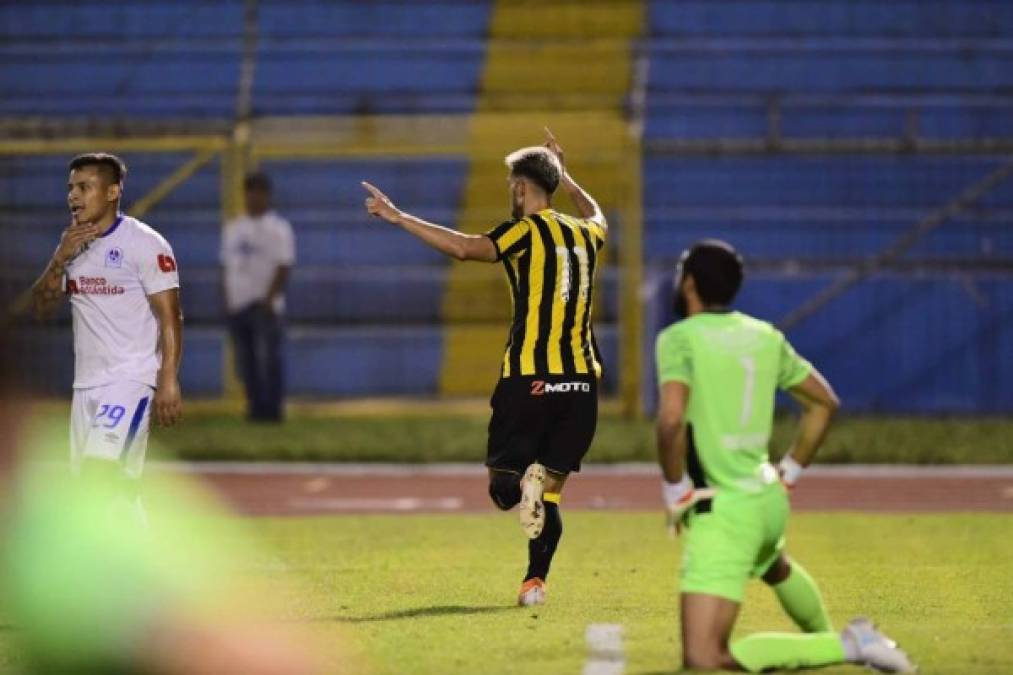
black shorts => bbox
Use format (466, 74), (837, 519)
(486, 375), (598, 476)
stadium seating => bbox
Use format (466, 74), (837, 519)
(1, 0), (1010, 410)
(644, 156), (1013, 260)
(0, 4), (242, 117)
(254, 2), (488, 115)
(0, 2), (489, 117)
(642, 0), (1013, 412)
(644, 271), (1013, 413)
(0, 2), (493, 396)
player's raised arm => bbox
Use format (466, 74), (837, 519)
(779, 368), (840, 486)
(149, 288), (183, 427)
(360, 181), (498, 262)
(27, 219), (101, 320)
(543, 128), (606, 229)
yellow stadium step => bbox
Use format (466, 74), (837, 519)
(440, 0), (645, 396)
(481, 1), (643, 110)
(489, 1), (644, 39)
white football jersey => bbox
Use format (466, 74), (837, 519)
(64, 215), (180, 389)
(220, 210), (295, 313)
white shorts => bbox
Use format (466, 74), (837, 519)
(71, 381), (155, 479)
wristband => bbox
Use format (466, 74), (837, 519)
(661, 475), (693, 507)
(778, 455), (804, 486)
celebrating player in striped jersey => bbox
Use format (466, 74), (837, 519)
(29, 153), (183, 487)
(655, 240), (915, 672)
(363, 130), (605, 606)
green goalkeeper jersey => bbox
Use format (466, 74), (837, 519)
(656, 310), (812, 493)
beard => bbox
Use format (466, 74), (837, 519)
(511, 197), (524, 220)
(673, 283), (688, 319)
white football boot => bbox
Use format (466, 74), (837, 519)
(842, 618), (917, 673)
(517, 577), (546, 606)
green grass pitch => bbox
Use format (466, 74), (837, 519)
(3, 512), (1010, 673)
(225, 512), (1013, 673)
(151, 410), (1012, 464)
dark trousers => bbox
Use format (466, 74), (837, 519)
(228, 304), (285, 422)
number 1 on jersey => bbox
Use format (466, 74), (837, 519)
(555, 246), (589, 303)
(739, 356), (755, 426)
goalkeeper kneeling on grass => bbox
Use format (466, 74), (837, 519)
(655, 240), (917, 673)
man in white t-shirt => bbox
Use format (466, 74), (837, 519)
(28, 152), (183, 479)
(220, 172), (294, 422)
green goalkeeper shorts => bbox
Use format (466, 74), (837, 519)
(680, 484), (790, 603)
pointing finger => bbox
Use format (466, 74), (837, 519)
(361, 181), (386, 199)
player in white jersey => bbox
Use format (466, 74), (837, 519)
(28, 153), (183, 480)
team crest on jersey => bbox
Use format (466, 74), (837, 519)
(105, 247), (124, 268)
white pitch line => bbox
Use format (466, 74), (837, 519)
(583, 623), (625, 675)
(286, 497), (463, 512)
(150, 461), (1013, 478)
(157, 461), (484, 476)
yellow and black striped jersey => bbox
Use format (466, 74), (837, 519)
(485, 209), (606, 379)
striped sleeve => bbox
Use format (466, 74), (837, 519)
(579, 217), (607, 251)
(485, 218), (531, 260)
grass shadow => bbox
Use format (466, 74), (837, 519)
(322, 604), (515, 624)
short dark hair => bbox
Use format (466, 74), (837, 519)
(504, 146), (561, 195)
(679, 239), (744, 306)
(243, 172), (273, 193)
(68, 153), (127, 185)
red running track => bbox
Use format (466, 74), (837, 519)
(155, 464), (1013, 516)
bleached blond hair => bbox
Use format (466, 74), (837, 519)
(504, 146), (561, 194)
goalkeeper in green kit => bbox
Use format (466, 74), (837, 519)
(655, 240), (916, 673)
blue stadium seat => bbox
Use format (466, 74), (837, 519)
(0, 4), (244, 39)
(648, 1), (1013, 38)
(738, 276), (1013, 413)
(258, 2), (490, 39)
(0, 2), (242, 117)
(253, 3), (489, 114)
(644, 156), (1013, 208)
(645, 216), (1012, 262)
(645, 1), (1013, 143)
(286, 326), (444, 395)
(646, 103), (768, 139)
(643, 157), (1013, 263)
(253, 46), (484, 115)
(8, 326), (223, 395)
(0, 2), (491, 117)
(648, 48), (1013, 94)
(294, 218), (451, 266)
(266, 158), (467, 214)
(644, 272), (1013, 413)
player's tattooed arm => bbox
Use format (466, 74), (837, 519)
(28, 220), (100, 320)
(361, 181), (498, 262)
(27, 257), (67, 320)
(149, 288), (183, 427)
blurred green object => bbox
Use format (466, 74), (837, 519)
(1, 425), (244, 674)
